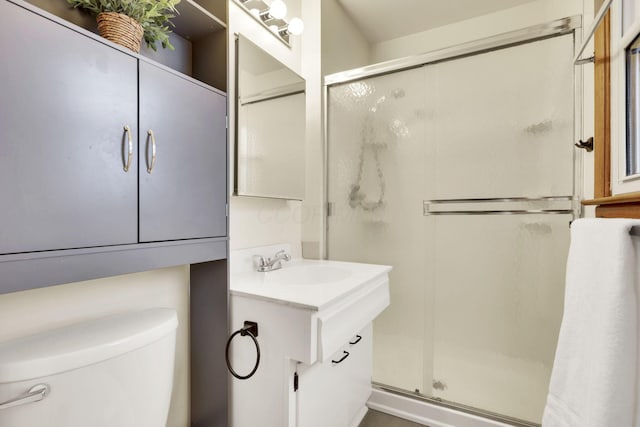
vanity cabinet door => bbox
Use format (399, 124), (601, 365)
(296, 324), (373, 427)
(138, 61), (227, 242)
(343, 324), (373, 425)
(0, 0), (138, 254)
(297, 349), (347, 427)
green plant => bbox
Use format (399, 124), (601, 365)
(67, 0), (181, 50)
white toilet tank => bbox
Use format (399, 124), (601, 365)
(0, 308), (178, 427)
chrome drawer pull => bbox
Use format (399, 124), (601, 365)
(0, 384), (49, 411)
(332, 351), (350, 364)
(349, 335), (362, 345)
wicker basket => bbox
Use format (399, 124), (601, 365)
(96, 12), (144, 53)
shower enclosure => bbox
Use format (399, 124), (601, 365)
(325, 18), (581, 425)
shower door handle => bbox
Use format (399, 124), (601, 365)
(0, 384), (49, 411)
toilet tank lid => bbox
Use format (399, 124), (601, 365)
(0, 308), (178, 383)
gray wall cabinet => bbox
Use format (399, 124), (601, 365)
(0, 0), (139, 254)
(0, 0), (228, 259)
(139, 61), (227, 242)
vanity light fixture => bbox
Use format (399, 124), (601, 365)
(286, 17), (304, 36)
(274, 17), (304, 39)
(235, 0), (304, 46)
(268, 0), (287, 20)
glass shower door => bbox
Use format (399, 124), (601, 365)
(327, 67), (429, 394)
(421, 33), (575, 422)
(326, 31), (576, 424)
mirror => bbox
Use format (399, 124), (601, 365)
(234, 34), (305, 200)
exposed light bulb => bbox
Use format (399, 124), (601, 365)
(288, 17), (304, 35)
(250, 8), (260, 17)
(269, 24), (279, 32)
(269, 0), (287, 20)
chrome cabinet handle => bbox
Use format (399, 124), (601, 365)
(146, 129), (157, 174)
(0, 384), (49, 411)
(123, 125), (133, 172)
(332, 351), (350, 364)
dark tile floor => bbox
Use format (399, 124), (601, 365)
(359, 409), (428, 427)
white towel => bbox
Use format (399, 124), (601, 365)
(542, 218), (640, 427)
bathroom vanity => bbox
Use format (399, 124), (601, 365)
(229, 245), (391, 427)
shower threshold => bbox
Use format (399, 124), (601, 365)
(370, 382), (540, 427)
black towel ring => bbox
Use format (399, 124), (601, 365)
(225, 321), (260, 380)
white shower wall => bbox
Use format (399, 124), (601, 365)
(326, 32), (575, 423)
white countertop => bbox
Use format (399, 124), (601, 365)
(230, 258), (391, 311)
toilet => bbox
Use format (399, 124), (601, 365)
(0, 308), (178, 426)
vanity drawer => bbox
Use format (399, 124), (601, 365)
(317, 277), (388, 362)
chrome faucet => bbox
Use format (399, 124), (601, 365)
(253, 250), (292, 272)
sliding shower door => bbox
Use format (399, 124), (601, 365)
(326, 31), (575, 424)
(328, 66), (429, 394)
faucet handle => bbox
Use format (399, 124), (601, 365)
(253, 254), (268, 269)
(274, 250), (291, 261)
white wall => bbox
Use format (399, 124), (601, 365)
(300, 0), (324, 259)
(0, 266), (191, 427)
(321, 0), (371, 76)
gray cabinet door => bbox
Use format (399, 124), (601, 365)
(0, 1), (138, 254)
(139, 62), (227, 242)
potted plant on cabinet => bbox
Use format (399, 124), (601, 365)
(67, 0), (180, 53)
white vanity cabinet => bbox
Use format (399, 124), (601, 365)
(229, 246), (391, 427)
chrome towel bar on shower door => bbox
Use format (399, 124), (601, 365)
(423, 196), (576, 216)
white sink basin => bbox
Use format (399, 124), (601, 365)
(265, 265), (352, 285)
(231, 249), (392, 364)
(231, 258), (390, 311)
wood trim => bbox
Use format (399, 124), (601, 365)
(596, 203), (640, 218)
(583, 192), (640, 219)
(594, 11), (611, 198)
(582, 191), (640, 205)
